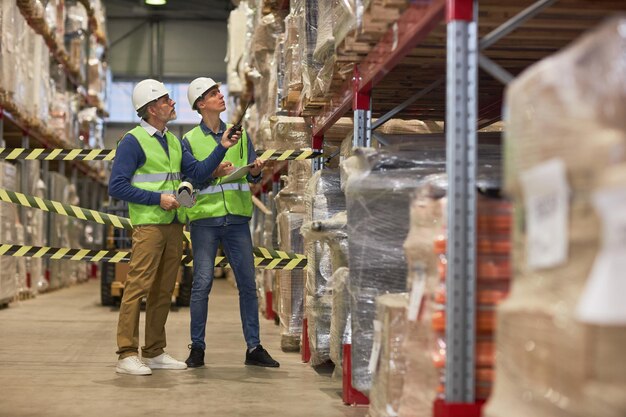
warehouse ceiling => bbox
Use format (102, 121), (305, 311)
(103, 0), (234, 21)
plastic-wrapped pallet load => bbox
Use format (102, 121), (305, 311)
(311, 0), (335, 98)
(485, 18), (626, 417)
(398, 174), (446, 417)
(22, 160), (47, 294)
(65, 184), (87, 283)
(250, 11), (283, 128)
(368, 293), (409, 417)
(302, 210), (349, 372)
(301, 170), (346, 365)
(398, 172), (510, 417)
(0, 163), (18, 304)
(48, 172), (73, 290)
(330, 266), (350, 377)
(333, 0), (359, 48)
(345, 146), (445, 394)
(275, 161), (310, 351)
(283, 2), (304, 105)
(226, 1), (250, 95)
(276, 209), (305, 351)
(268, 115), (312, 151)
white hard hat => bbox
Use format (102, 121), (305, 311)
(132, 79), (169, 111)
(187, 77), (219, 109)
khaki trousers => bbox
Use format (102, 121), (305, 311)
(116, 223), (184, 359)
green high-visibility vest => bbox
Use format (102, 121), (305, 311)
(184, 124), (253, 222)
(125, 126), (184, 225)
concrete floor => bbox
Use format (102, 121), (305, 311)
(0, 278), (368, 417)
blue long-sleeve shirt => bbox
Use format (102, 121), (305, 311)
(109, 119), (227, 206)
(181, 119), (261, 226)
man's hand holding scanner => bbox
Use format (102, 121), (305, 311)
(221, 128), (241, 148)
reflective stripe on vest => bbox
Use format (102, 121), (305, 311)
(132, 172), (181, 184)
(197, 183), (251, 195)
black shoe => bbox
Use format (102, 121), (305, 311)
(245, 345), (280, 368)
(185, 345), (205, 368)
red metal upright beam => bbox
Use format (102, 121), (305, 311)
(301, 317), (311, 363)
(342, 344), (369, 405)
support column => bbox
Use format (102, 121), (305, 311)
(445, 0), (478, 405)
(20, 134), (29, 227)
(0, 110), (4, 147)
(42, 160), (51, 278)
(312, 134), (324, 172)
(352, 66), (372, 148)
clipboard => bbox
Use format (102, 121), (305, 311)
(220, 163), (254, 183)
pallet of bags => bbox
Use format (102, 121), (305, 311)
(301, 170), (346, 365)
(274, 161), (311, 351)
(344, 146), (445, 394)
(485, 17), (626, 417)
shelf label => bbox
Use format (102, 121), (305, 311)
(577, 185), (626, 325)
(520, 159), (569, 269)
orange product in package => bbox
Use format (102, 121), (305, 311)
(431, 309), (496, 333)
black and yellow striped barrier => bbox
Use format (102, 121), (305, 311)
(0, 148), (322, 162)
(256, 149), (322, 161)
(0, 188), (132, 230)
(0, 188), (305, 261)
(0, 148), (116, 161)
(0, 244), (307, 270)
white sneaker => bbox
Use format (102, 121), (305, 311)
(143, 353), (187, 370)
(116, 356), (152, 375)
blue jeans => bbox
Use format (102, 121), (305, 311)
(189, 222), (260, 350)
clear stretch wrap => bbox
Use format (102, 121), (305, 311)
(284, 2), (304, 94)
(0, 163), (18, 303)
(485, 18), (626, 417)
(274, 161), (309, 352)
(24, 160), (46, 293)
(48, 173), (72, 290)
(226, 2), (250, 94)
(268, 115), (312, 151)
(345, 146), (445, 393)
(330, 266), (350, 375)
(301, 170), (346, 365)
(369, 293), (409, 417)
(333, 0), (359, 47)
(250, 12), (283, 127)
(276, 209), (305, 351)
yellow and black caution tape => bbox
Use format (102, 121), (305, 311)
(0, 188), (305, 260)
(0, 148), (322, 162)
(0, 188), (132, 230)
(0, 148), (116, 161)
(0, 244), (307, 270)
(256, 149), (322, 161)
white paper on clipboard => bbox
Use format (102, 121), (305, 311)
(220, 163), (254, 183)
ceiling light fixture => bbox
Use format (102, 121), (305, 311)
(145, 0), (167, 5)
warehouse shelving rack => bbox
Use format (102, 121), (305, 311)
(305, 0), (625, 413)
(0, 0), (110, 296)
